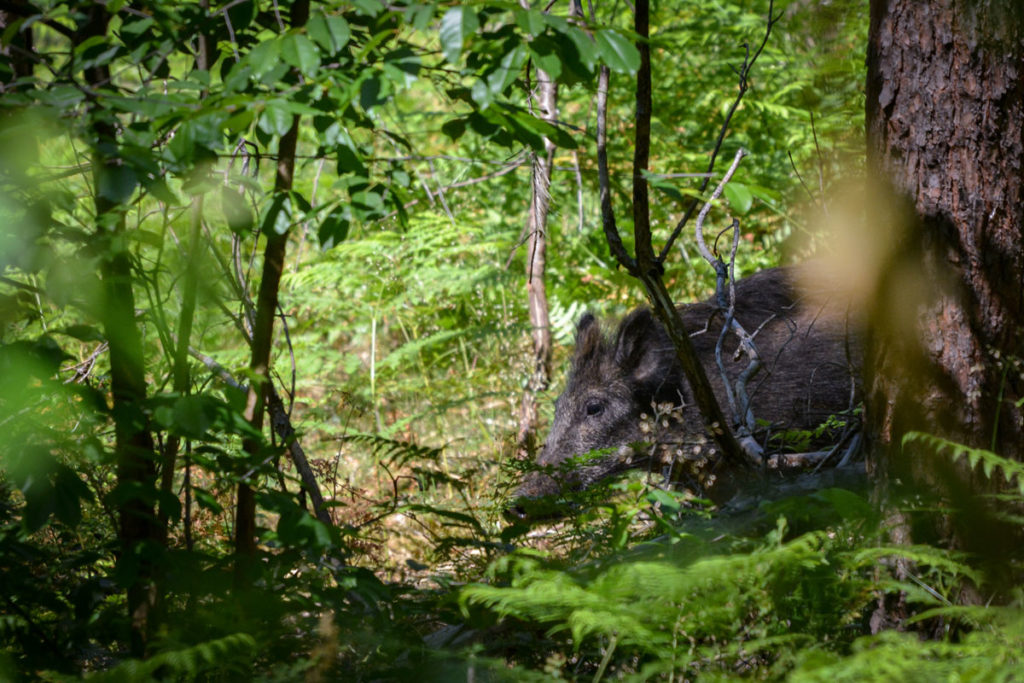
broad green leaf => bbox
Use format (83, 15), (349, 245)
(128, 230), (163, 248)
(439, 7), (463, 63)
(141, 176), (178, 205)
(562, 26), (599, 81)
(351, 189), (384, 213)
(261, 194), (293, 236)
(96, 163), (138, 205)
(337, 131), (369, 177)
(120, 17), (154, 38)
(743, 183), (781, 205)
(318, 207), (350, 249)
(470, 80), (493, 109)
(171, 395), (215, 439)
(646, 487), (682, 515)
(247, 38), (281, 79)
(383, 45), (421, 87)
(223, 108), (255, 135)
(723, 182), (753, 214)
(220, 186), (254, 235)
(515, 8), (545, 37)
(352, 0), (384, 14)
(441, 117), (467, 141)
(388, 167), (411, 188)
(35, 85), (85, 108)
(406, 3), (434, 31)
(308, 12), (351, 54)
(504, 106), (576, 149)
(227, 0), (256, 31)
(595, 29), (641, 73)
(281, 33), (321, 77)
(647, 174), (685, 203)
(359, 75), (383, 113)
(528, 34), (562, 80)
(439, 7), (478, 64)
(259, 99), (294, 136)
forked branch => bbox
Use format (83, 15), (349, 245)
(595, 0), (757, 469)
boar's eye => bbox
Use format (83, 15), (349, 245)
(584, 400), (604, 417)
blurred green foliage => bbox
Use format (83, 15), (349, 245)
(2, 0), (1019, 680)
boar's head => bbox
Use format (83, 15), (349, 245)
(509, 306), (690, 513)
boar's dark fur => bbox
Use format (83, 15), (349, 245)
(512, 266), (861, 511)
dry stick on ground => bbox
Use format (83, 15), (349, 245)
(596, 0), (754, 469)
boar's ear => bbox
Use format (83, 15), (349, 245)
(572, 313), (601, 366)
(614, 308), (662, 383)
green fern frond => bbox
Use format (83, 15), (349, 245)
(848, 544), (979, 585)
(902, 431), (1024, 495)
(789, 620), (1024, 683)
(342, 433), (444, 469)
(463, 526), (865, 665)
(86, 633), (257, 682)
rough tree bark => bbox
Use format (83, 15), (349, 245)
(865, 0), (1024, 578)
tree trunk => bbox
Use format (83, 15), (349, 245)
(614, 0), (752, 471)
(865, 0), (1024, 563)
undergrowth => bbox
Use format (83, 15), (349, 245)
(438, 441), (1024, 680)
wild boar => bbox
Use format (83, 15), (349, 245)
(510, 265), (861, 514)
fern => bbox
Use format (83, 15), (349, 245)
(342, 433), (444, 470)
(903, 431), (1024, 495)
(789, 619), (1024, 683)
(462, 522), (874, 677)
(80, 633), (257, 682)
(849, 544), (979, 586)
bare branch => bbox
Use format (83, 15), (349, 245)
(659, 0), (781, 262)
(188, 345), (333, 526)
(626, 0), (754, 470)
(694, 147), (747, 265)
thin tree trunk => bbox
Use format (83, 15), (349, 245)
(0, 2), (34, 92)
(517, 65), (557, 455)
(78, 4), (161, 655)
(865, 0), (1024, 595)
(595, 0), (752, 471)
(234, 0), (311, 573)
(160, 10), (210, 541)
(234, 137), (295, 563)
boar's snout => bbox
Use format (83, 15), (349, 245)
(504, 469), (563, 521)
